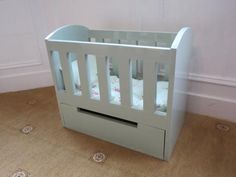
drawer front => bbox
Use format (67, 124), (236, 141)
(60, 104), (165, 159)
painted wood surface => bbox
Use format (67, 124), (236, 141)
(45, 25), (192, 160)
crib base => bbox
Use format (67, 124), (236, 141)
(60, 103), (166, 160)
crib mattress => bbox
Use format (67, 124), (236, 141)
(75, 76), (168, 112)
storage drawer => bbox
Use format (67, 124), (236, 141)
(60, 103), (165, 159)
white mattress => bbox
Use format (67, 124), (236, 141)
(75, 75), (168, 112)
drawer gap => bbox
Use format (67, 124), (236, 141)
(77, 108), (138, 128)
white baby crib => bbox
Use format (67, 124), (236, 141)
(45, 25), (192, 160)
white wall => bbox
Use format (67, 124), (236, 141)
(0, 0), (53, 92)
(0, 0), (236, 122)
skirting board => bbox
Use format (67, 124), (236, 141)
(188, 73), (236, 123)
(0, 70), (53, 93)
(187, 92), (236, 123)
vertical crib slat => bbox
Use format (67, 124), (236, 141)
(119, 58), (132, 108)
(96, 56), (110, 104)
(143, 60), (156, 113)
(60, 51), (73, 94)
(77, 53), (91, 98)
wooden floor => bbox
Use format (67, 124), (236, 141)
(0, 87), (235, 177)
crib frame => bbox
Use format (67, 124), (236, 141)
(45, 25), (192, 160)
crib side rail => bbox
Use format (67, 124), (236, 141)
(46, 40), (175, 128)
(89, 30), (176, 48)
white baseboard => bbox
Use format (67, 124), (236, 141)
(187, 92), (236, 123)
(0, 70), (53, 93)
(187, 73), (236, 123)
